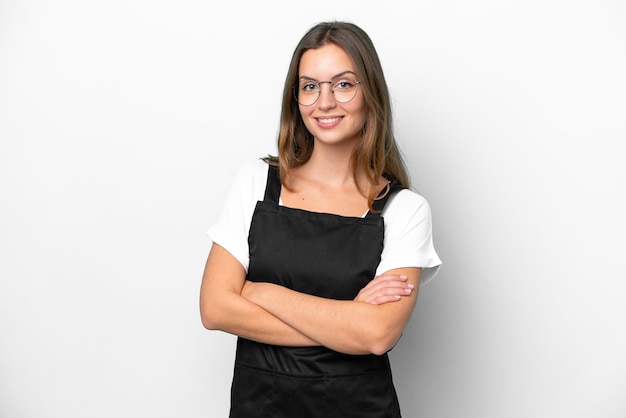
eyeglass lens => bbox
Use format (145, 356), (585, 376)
(295, 78), (359, 106)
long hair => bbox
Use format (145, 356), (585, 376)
(265, 21), (410, 210)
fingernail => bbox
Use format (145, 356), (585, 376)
(407, 284), (414, 289)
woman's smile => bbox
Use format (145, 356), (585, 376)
(315, 116), (343, 127)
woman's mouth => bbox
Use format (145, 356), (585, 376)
(315, 116), (342, 127)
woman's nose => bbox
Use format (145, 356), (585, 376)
(316, 82), (336, 109)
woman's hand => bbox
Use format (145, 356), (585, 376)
(354, 274), (415, 305)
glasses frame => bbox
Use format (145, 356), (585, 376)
(293, 78), (361, 107)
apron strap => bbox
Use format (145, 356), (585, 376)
(366, 181), (404, 218)
(264, 164), (281, 203)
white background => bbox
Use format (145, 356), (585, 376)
(1, 1), (625, 417)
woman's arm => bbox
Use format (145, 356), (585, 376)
(200, 243), (320, 346)
(200, 244), (413, 348)
(241, 267), (421, 356)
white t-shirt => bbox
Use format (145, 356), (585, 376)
(207, 159), (442, 285)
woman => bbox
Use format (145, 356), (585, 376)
(200, 21), (441, 417)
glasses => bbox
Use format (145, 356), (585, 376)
(293, 77), (361, 106)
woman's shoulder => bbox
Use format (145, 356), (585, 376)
(229, 158), (270, 188)
(382, 187), (432, 220)
(234, 158), (270, 179)
(389, 187), (429, 209)
(226, 158), (271, 203)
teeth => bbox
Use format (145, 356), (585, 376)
(318, 117), (340, 124)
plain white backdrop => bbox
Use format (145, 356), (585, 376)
(1, 1), (625, 417)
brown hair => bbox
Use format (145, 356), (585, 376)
(265, 21), (410, 210)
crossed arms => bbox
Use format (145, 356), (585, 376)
(200, 243), (420, 356)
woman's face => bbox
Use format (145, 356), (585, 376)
(297, 44), (367, 149)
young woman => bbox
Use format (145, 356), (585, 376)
(200, 21), (441, 418)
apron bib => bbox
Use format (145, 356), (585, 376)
(230, 164), (404, 418)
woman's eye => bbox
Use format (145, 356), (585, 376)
(302, 82), (319, 92)
(334, 80), (354, 90)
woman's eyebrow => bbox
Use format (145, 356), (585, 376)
(298, 71), (357, 81)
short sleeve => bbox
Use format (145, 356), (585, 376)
(206, 159), (268, 271)
(375, 189), (442, 286)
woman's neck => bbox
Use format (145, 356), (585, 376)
(305, 156), (352, 186)
(299, 140), (361, 187)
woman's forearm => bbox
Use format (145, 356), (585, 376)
(200, 244), (319, 347)
(201, 289), (319, 346)
(242, 268), (420, 355)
